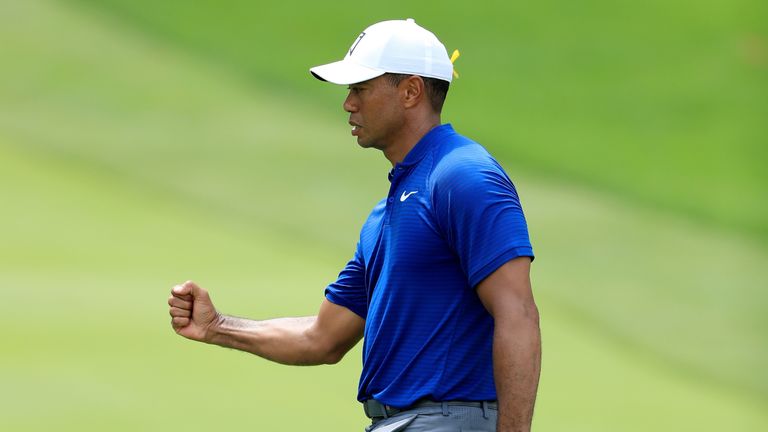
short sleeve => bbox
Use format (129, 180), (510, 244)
(325, 242), (368, 319)
(432, 152), (534, 288)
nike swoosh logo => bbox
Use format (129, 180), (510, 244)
(400, 191), (418, 202)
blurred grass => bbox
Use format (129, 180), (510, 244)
(0, 137), (365, 432)
(68, 0), (768, 241)
(2, 140), (765, 431)
(1, 0), (767, 430)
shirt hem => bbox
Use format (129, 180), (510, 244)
(324, 291), (367, 319)
(469, 246), (534, 288)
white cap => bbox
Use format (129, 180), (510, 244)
(310, 19), (453, 85)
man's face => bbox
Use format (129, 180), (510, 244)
(343, 75), (404, 150)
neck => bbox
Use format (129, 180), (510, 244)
(383, 113), (441, 166)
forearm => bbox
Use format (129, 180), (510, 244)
(493, 310), (541, 432)
(206, 314), (335, 366)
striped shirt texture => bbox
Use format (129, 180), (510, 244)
(325, 124), (534, 407)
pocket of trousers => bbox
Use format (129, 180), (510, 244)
(370, 414), (418, 432)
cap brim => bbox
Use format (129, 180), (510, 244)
(310, 60), (386, 85)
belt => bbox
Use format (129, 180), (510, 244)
(363, 399), (498, 419)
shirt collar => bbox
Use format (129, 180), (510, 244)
(397, 123), (455, 167)
(388, 123), (455, 182)
(401, 123), (455, 167)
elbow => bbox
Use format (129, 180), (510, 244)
(528, 302), (540, 327)
(315, 342), (347, 364)
(308, 337), (348, 365)
(291, 344), (345, 366)
(496, 300), (540, 330)
(322, 349), (345, 365)
(524, 302), (541, 332)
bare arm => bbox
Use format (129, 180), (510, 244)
(476, 257), (541, 432)
(168, 281), (365, 365)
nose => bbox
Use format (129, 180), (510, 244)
(343, 91), (357, 113)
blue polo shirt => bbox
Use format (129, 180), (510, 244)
(325, 124), (534, 408)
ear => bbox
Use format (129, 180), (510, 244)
(400, 75), (425, 109)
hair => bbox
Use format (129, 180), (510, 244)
(384, 73), (450, 113)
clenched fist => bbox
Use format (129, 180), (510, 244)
(168, 281), (220, 342)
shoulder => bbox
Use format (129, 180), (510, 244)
(429, 134), (512, 192)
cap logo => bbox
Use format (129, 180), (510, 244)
(349, 32), (366, 56)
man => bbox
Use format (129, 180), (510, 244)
(168, 19), (540, 432)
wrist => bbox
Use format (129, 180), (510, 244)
(203, 312), (226, 344)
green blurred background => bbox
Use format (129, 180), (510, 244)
(1, 0), (766, 430)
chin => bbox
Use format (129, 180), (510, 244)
(354, 135), (384, 151)
(356, 137), (373, 148)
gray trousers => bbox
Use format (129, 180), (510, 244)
(365, 403), (497, 432)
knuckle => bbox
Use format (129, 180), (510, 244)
(170, 307), (191, 318)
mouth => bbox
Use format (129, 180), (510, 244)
(349, 121), (361, 136)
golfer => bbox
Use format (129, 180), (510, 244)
(168, 19), (540, 432)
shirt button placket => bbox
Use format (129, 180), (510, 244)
(385, 166), (405, 225)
